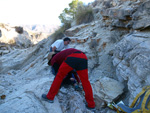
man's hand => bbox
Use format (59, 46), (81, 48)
(52, 46), (57, 51)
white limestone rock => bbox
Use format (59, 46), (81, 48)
(92, 76), (124, 103)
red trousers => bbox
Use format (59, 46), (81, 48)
(47, 53), (95, 108)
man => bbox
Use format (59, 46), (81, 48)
(47, 51), (81, 90)
(50, 37), (71, 53)
(42, 48), (95, 110)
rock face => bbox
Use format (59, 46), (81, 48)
(113, 31), (150, 104)
(0, 78), (62, 113)
(92, 0), (150, 105)
(132, 1), (150, 30)
(0, 0), (150, 113)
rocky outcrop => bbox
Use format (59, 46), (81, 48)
(65, 24), (89, 37)
(0, 77), (62, 113)
(113, 31), (150, 104)
(15, 26), (23, 34)
(132, 1), (150, 30)
(96, 0), (150, 31)
(69, 0), (150, 108)
(91, 0), (150, 106)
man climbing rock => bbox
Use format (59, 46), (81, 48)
(50, 37), (71, 53)
(42, 48), (95, 110)
(48, 49), (81, 90)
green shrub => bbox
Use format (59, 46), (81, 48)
(59, 0), (83, 25)
(51, 22), (71, 43)
(64, 22), (71, 30)
(75, 5), (94, 25)
(51, 27), (64, 42)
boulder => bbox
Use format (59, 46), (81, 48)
(15, 26), (23, 34)
(101, 8), (134, 20)
(92, 77), (124, 103)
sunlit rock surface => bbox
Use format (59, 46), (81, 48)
(1, 0), (150, 112)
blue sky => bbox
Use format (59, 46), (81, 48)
(0, 0), (95, 25)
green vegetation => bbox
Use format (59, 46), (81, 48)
(51, 22), (71, 43)
(52, 0), (94, 41)
(59, 0), (83, 24)
(75, 5), (94, 25)
(51, 27), (64, 42)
